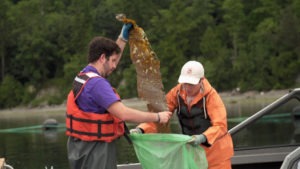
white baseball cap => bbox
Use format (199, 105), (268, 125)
(178, 61), (204, 85)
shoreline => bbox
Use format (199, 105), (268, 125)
(0, 89), (293, 114)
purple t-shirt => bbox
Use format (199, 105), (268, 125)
(76, 66), (120, 113)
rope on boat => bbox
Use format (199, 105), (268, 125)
(0, 124), (65, 133)
(4, 163), (14, 169)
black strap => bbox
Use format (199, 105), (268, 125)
(73, 74), (90, 98)
(123, 123), (132, 145)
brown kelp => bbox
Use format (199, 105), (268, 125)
(116, 14), (170, 133)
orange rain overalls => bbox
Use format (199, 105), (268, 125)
(138, 78), (234, 169)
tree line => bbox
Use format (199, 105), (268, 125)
(0, 0), (299, 108)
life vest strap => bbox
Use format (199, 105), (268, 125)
(67, 114), (114, 138)
(66, 114), (113, 124)
(73, 72), (102, 99)
(66, 128), (114, 137)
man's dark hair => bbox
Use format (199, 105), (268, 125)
(88, 37), (121, 63)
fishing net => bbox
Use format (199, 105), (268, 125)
(116, 14), (170, 133)
(130, 134), (208, 169)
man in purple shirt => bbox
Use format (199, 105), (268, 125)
(66, 24), (172, 169)
(76, 65), (120, 113)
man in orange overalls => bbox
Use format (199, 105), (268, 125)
(131, 61), (234, 169)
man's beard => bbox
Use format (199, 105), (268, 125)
(102, 61), (111, 78)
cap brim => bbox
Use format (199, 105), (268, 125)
(178, 75), (200, 85)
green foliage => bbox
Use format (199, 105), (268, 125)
(117, 64), (137, 98)
(0, 0), (13, 81)
(20, 84), (38, 105)
(149, 0), (215, 91)
(0, 75), (24, 108)
(0, 0), (299, 108)
(64, 54), (86, 86)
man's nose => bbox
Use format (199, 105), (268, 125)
(112, 63), (117, 70)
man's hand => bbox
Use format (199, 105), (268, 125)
(130, 128), (143, 134)
(119, 23), (133, 42)
(188, 134), (207, 146)
(157, 111), (172, 123)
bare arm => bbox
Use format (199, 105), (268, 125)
(116, 38), (126, 53)
(115, 38), (127, 64)
(108, 101), (171, 123)
(115, 23), (132, 64)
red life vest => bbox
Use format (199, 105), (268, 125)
(66, 72), (125, 142)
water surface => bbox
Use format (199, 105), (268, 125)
(0, 97), (285, 169)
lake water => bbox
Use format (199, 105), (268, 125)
(0, 97), (286, 169)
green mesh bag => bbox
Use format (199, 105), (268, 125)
(130, 134), (208, 169)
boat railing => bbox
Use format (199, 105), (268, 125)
(229, 88), (300, 135)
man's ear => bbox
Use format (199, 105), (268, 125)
(99, 54), (106, 63)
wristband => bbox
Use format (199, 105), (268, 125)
(157, 113), (160, 123)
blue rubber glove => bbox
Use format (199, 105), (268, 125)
(188, 134), (207, 146)
(119, 23), (133, 42)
